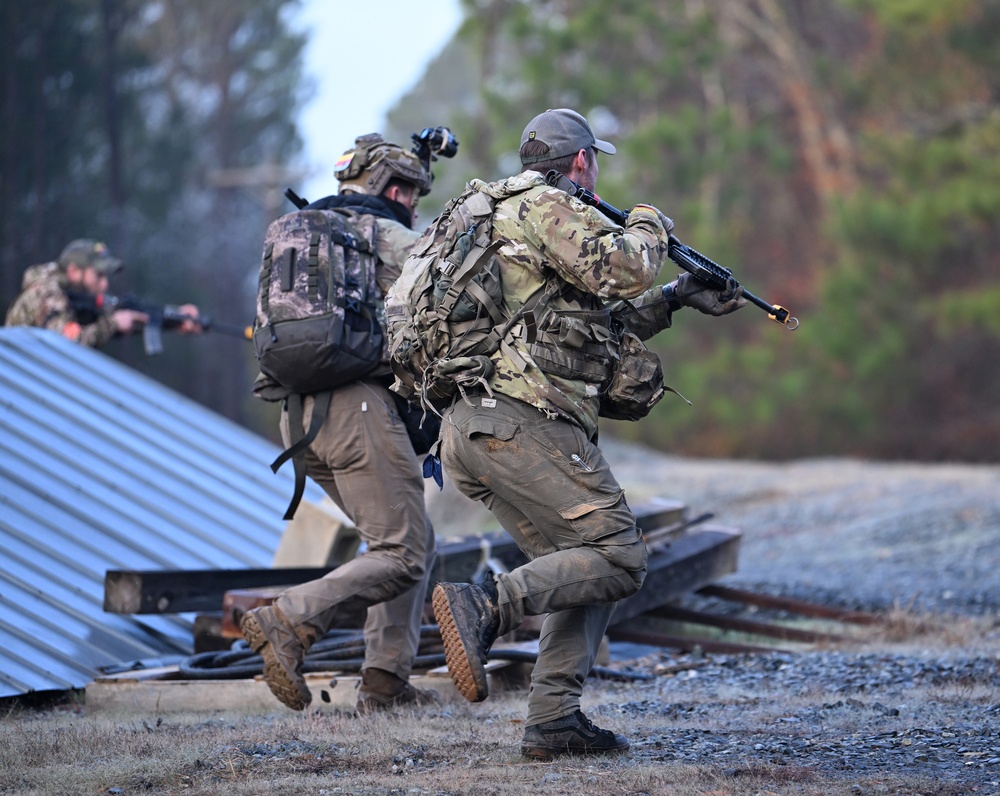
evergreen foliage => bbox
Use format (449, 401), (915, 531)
(5, 0), (998, 459)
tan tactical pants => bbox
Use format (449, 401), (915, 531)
(275, 380), (436, 681)
(441, 392), (647, 725)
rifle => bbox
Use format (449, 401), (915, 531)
(544, 170), (799, 330)
(66, 289), (253, 355)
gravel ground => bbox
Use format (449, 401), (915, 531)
(581, 442), (999, 616)
(429, 441), (1000, 614)
(601, 444), (1000, 791)
(428, 444), (1000, 790)
(593, 648), (1000, 790)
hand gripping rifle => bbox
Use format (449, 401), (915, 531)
(67, 289), (253, 355)
(544, 170), (799, 330)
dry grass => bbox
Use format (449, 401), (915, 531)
(3, 632), (995, 796)
(866, 604), (998, 652)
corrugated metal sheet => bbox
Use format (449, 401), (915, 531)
(0, 327), (321, 698)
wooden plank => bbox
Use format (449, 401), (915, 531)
(634, 497), (688, 534)
(696, 584), (884, 625)
(85, 668), (504, 714)
(648, 604), (848, 643)
(103, 567), (335, 614)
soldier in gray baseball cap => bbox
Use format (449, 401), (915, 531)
(428, 105), (747, 762)
(519, 108), (617, 164)
(57, 239), (124, 275)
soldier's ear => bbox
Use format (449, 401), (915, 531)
(567, 149), (589, 180)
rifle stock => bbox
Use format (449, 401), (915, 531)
(544, 170), (798, 330)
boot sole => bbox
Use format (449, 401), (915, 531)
(432, 585), (489, 702)
(521, 741), (630, 760)
(240, 611), (312, 711)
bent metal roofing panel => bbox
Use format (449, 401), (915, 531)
(0, 327), (320, 698)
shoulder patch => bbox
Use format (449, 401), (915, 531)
(333, 151), (354, 176)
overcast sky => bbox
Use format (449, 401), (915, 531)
(291, 0), (463, 202)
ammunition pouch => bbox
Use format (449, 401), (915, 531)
(529, 307), (615, 384)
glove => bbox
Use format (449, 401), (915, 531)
(630, 204), (675, 235)
(675, 272), (747, 316)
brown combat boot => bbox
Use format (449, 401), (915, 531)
(240, 604), (316, 711)
(431, 579), (500, 702)
(355, 667), (441, 715)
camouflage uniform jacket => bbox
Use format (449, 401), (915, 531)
(475, 171), (675, 439)
(4, 262), (117, 348)
(252, 199), (420, 401)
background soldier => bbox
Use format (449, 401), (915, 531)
(430, 108), (746, 759)
(243, 134), (441, 714)
(4, 238), (202, 347)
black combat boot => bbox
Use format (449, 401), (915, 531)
(521, 710), (630, 760)
(431, 578), (500, 702)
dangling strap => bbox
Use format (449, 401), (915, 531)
(270, 390), (333, 520)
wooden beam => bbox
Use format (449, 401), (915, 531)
(696, 584), (884, 625)
(648, 604), (847, 643)
(103, 567), (334, 614)
(609, 527), (742, 626)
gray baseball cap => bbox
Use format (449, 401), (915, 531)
(519, 108), (617, 164)
(57, 239), (123, 275)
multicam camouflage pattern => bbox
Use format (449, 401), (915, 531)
(5, 261), (117, 347)
(468, 172), (675, 437)
(385, 184), (506, 409)
(253, 208), (387, 395)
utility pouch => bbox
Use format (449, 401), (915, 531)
(599, 328), (665, 421)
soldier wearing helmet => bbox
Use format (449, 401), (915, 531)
(246, 131), (450, 716)
(334, 133), (431, 197)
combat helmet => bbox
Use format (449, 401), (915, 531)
(335, 133), (431, 197)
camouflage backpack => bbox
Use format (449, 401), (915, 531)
(253, 208), (383, 395)
(385, 185), (520, 413)
(253, 207), (383, 519)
